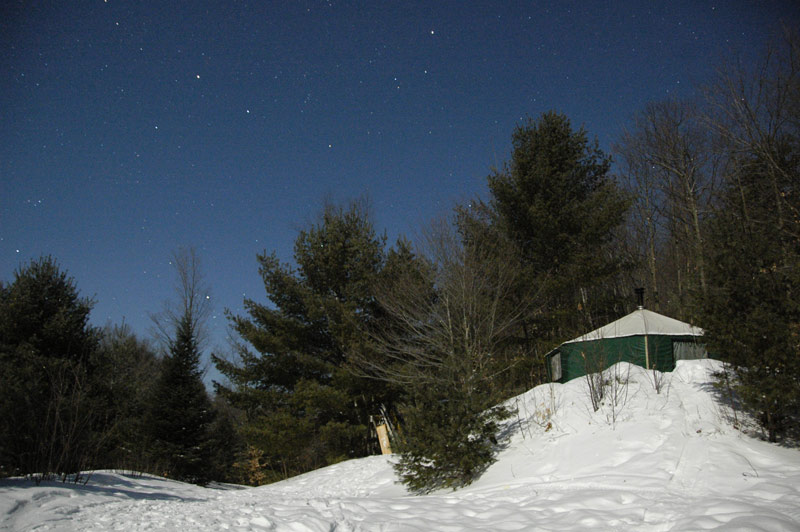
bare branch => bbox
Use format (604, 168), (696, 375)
(150, 246), (212, 353)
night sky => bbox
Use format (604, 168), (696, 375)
(2, 1), (798, 360)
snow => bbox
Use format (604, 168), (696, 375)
(3, 359), (800, 531)
(564, 308), (703, 342)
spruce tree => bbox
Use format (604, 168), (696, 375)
(363, 220), (525, 492)
(0, 257), (101, 479)
(145, 248), (215, 484)
(702, 154), (799, 441)
(394, 382), (511, 493)
(147, 314), (214, 483)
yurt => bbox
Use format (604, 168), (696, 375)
(545, 306), (705, 383)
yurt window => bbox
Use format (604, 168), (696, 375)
(550, 352), (562, 381)
(673, 341), (707, 361)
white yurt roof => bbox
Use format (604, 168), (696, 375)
(564, 308), (704, 344)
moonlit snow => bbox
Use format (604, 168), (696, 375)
(2, 360), (799, 531)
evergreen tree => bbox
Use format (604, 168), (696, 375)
(145, 248), (215, 484)
(702, 154), (799, 442)
(214, 200), (395, 482)
(147, 314), (214, 483)
(365, 220), (523, 492)
(484, 112), (631, 377)
(95, 324), (160, 472)
(206, 396), (245, 483)
(394, 382), (510, 493)
(0, 257), (101, 479)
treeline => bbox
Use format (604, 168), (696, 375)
(1, 33), (797, 491)
(615, 32), (799, 442)
(0, 250), (241, 485)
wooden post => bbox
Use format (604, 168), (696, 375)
(376, 424), (392, 455)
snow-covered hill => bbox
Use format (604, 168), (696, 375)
(2, 360), (799, 531)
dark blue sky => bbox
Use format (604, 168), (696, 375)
(2, 1), (798, 359)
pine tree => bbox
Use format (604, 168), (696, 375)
(0, 257), (101, 479)
(485, 112), (630, 376)
(214, 200), (395, 482)
(489, 112), (624, 273)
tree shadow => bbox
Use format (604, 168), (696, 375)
(696, 375), (800, 450)
(0, 472), (211, 503)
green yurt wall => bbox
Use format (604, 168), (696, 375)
(545, 309), (704, 383)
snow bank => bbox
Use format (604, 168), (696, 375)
(2, 360), (799, 531)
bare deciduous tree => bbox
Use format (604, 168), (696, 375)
(703, 28), (800, 241)
(353, 218), (539, 491)
(150, 247), (212, 355)
(359, 218), (535, 394)
(699, 30), (800, 442)
(615, 144), (664, 309)
(615, 98), (721, 306)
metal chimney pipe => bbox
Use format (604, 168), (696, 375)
(635, 288), (645, 309)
